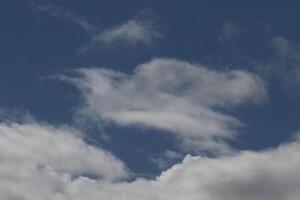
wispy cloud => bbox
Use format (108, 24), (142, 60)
(61, 58), (267, 154)
(81, 19), (161, 52)
(30, 2), (96, 33)
(31, 2), (161, 52)
(216, 21), (300, 93)
(254, 36), (300, 92)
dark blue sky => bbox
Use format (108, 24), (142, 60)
(2, 0), (300, 176)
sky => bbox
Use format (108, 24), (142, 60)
(1, 0), (300, 199)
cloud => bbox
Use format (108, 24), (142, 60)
(61, 58), (267, 153)
(0, 122), (128, 187)
(270, 36), (300, 76)
(31, 2), (160, 52)
(30, 2), (96, 32)
(82, 19), (161, 51)
(2, 122), (300, 199)
(137, 138), (300, 200)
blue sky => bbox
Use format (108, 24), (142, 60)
(1, 1), (300, 199)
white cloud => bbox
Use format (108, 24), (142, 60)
(0, 122), (128, 186)
(2, 123), (300, 199)
(31, 2), (160, 52)
(82, 19), (161, 51)
(0, 59), (298, 200)
(148, 138), (300, 200)
(61, 58), (267, 153)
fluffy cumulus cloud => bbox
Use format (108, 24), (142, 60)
(98, 139), (300, 200)
(62, 58), (266, 153)
(152, 139), (300, 200)
(1, 122), (300, 199)
(0, 122), (128, 199)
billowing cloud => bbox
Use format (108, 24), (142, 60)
(94, 138), (300, 200)
(62, 58), (267, 153)
(2, 121), (300, 199)
(0, 121), (128, 195)
(141, 138), (300, 200)
(151, 140), (300, 200)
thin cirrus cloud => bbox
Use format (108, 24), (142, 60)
(81, 19), (161, 51)
(2, 120), (300, 199)
(61, 58), (267, 154)
(252, 36), (300, 91)
(30, 2), (96, 33)
(31, 2), (161, 51)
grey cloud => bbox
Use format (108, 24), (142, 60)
(151, 139), (300, 200)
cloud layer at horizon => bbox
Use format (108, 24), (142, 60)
(31, 3), (160, 52)
(1, 120), (300, 199)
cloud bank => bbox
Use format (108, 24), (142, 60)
(1, 120), (300, 199)
(62, 58), (266, 153)
(100, 139), (300, 200)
